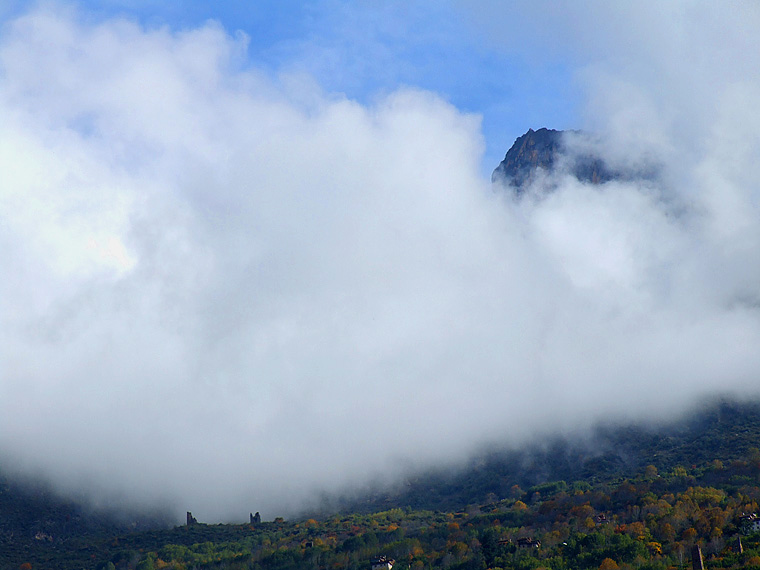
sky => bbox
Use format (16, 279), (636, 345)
(0, 0), (582, 174)
(1, 1), (760, 522)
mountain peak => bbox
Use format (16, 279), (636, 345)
(492, 128), (615, 192)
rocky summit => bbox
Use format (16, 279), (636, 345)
(492, 127), (615, 193)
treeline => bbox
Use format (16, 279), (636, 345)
(6, 399), (760, 570)
(338, 399), (760, 514)
(9, 449), (760, 570)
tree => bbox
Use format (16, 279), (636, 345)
(136, 555), (156, 570)
(681, 527), (697, 548)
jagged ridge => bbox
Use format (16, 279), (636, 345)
(492, 127), (615, 192)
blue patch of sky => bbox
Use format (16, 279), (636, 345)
(6, 0), (581, 175)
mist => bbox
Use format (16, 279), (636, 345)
(1, 3), (759, 522)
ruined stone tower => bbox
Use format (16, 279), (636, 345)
(691, 545), (704, 570)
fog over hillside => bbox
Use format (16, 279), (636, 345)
(1, 3), (759, 522)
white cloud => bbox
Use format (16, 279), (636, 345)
(1, 3), (760, 522)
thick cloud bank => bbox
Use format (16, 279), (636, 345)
(1, 5), (759, 521)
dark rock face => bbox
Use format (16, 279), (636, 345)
(492, 128), (616, 193)
(491, 128), (563, 188)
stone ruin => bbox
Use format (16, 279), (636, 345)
(692, 545), (704, 570)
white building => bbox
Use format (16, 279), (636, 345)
(371, 556), (394, 570)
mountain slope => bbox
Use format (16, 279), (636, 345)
(333, 398), (760, 514)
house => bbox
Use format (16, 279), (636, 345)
(739, 513), (760, 533)
(370, 555), (394, 570)
(516, 537), (541, 548)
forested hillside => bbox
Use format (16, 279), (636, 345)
(5, 399), (760, 570)
(336, 399), (760, 514)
